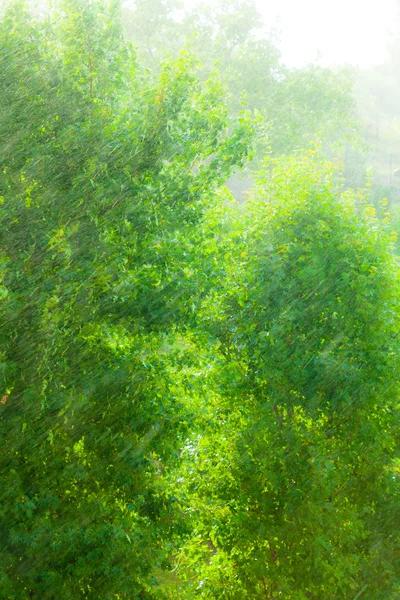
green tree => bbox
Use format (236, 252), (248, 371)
(122, 0), (184, 68)
(0, 1), (253, 597)
(124, 0), (358, 155)
(172, 154), (400, 598)
(123, 0), (360, 204)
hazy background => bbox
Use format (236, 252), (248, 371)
(186, 0), (396, 67)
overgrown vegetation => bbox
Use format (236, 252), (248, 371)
(0, 1), (399, 598)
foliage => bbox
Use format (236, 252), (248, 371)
(0, 1), (399, 599)
(171, 154), (400, 599)
(0, 1), (253, 597)
(123, 0), (360, 164)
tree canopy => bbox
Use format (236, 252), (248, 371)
(0, 1), (399, 599)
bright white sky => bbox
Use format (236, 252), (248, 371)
(257, 0), (396, 67)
